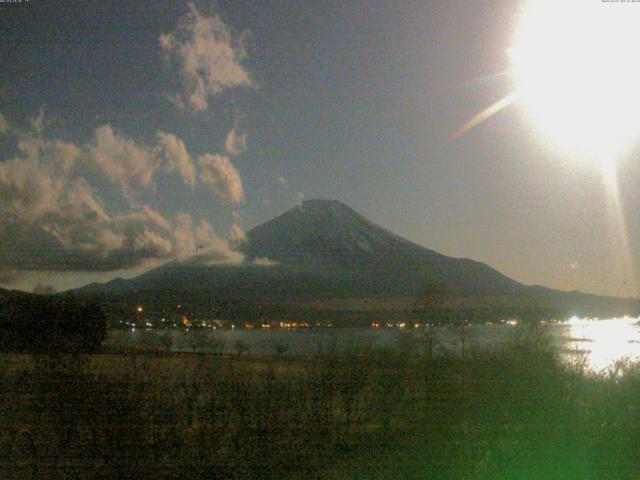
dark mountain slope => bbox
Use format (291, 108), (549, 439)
(72, 200), (639, 321)
(241, 199), (523, 295)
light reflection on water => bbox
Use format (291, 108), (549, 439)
(109, 316), (640, 373)
(556, 316), (640, 373)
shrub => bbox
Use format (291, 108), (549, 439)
(0, 296), (107, 353)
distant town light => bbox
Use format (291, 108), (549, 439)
(136, 306), (143, 313)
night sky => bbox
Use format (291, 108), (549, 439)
(2, 0), (640, 296)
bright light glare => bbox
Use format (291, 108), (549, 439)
(564, 317), (640, 373)
(511, 0), (640, 156)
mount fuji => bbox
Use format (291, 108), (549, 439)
(74, 200), (638, 322)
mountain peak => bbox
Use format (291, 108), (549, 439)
(67, 201), (637, 318)
(297, 199), (354, 217)
(240, 199), (448, 273)
(300, 198), (345, 208)
(237, 200), (522, 293)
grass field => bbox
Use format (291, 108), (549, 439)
(1, 326), (640, 479)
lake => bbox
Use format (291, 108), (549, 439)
(106, 316), (640, 373)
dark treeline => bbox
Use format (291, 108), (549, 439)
(0, 296), (106, 353)
(73, 274), (640, 328)
(89, 295), (640, 330)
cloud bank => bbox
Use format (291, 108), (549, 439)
(0, 111), (244, 276)
(0, 4), (259, 288)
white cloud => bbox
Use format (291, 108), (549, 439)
(224, 128), (247, 155)
(0, 5), (256, 290)
(0, 156), (67, 222)
(198, 153), (243, 203)
(0, 112), (245, 278)
(229, 222), (246, 243)
(157, 131), (197, 187)
(160, 3), (252, 112)
(176, 215), (244, 266)
(88, 125), (159, 195)
(0, 163), (179, 271)
(253, 257), (279, 266)
(172, 212), (198, 257)
(88, 126), (204, 194)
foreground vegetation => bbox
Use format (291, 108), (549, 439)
(1, 326), (640, 479)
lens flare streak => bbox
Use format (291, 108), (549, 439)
(601, 159), (636, 296)
(453, 91), (519, 139)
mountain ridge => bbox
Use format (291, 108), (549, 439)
(239, 199), (523, 294)
(71, 199), (639, 321)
